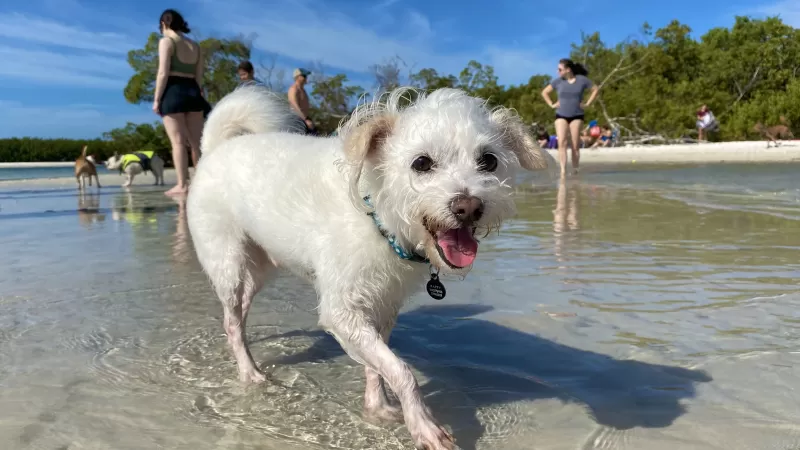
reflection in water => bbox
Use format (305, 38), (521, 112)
(552, 179), (579, 265)
(171, 197), (193, 265)
(76, 191), (105, 228)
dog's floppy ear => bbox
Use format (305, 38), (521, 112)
(491, 107), (550, 171)
(342, 115), (396, 164)
(342, 115), (397, 212)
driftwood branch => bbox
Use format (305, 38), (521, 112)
(597, 102), (700, 145)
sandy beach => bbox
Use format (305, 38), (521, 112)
(545, 139), (800, 164)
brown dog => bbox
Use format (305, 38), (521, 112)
(74, 145), (101, 189)
(754, 116), (795, 148)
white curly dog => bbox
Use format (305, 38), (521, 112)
(186, 85), (554, 449)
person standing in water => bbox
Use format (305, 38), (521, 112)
(541, 58), (599, 177)
(152, 9), (210, 196)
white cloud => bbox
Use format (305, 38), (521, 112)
(0, 7), (141, 89)
(0, 45), (129, 89)
(195, 0), (553, 86)
(0, 12), (138, 54)
(0, 101), (152, 139)
(756, 0), (800, 26)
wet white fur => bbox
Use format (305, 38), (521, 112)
(186, 85), (553, 449)
(104, 152), (165, 187)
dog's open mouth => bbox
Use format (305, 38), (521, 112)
(425, 219), (479, 269)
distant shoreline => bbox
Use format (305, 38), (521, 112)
(2, 140), (800, 170)
(548, 140), (800, 164)
(0, 162), (76, 168)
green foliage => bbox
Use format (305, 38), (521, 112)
(309, 73), (365, 135)
(124, 32), (251, 105)
(101, 121), (171, 159)
(569, 15), (800, 141)
(5, 15), (800, 162)
(0, 122), (169, 164)
(0, 138), (117, 163)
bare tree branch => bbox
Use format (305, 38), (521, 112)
(255, 53), (287, 93)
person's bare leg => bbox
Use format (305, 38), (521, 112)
(162, 114), (190, 196)
(554, 118), (569, 178)
(698, 128), (704, 142)
(186, 111), (204, 173)
(569, 119), (584, 174)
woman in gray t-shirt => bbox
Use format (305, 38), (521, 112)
(541, 58), (599, 176)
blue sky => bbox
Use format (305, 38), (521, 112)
(0, 0), (796, 139)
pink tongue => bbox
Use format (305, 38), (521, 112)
(436, 227), (478, 268)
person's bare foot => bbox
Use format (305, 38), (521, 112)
(165, 185), (188, 197)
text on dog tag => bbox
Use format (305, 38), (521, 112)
(426, 273), (446, 300)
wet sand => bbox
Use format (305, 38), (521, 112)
(0, 163), (799, 449)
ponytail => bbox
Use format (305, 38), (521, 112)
(559, 58), (589, 77)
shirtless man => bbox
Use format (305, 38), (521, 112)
(288, 68), (315, 134)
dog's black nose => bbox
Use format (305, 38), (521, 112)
(450, 195), (484, 224)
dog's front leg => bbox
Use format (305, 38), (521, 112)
(363, 327), (404, 423)
(327, 314), (455, 450)
(364, 366), (404, 422)
(123, 173), (133, 187)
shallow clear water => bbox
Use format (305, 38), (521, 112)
(0, 163), (799, 450)
(0, 166), (114, 181)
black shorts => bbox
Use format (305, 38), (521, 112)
(159, 76), (211, 116)
(555, 114), (585, 123)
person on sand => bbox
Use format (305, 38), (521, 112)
(591, 125), (613, 148)
(541, 58), (600, 177)
(152, 9), (210, 197)
(288, 68), (316, 134)
(696, 104), (719, 142)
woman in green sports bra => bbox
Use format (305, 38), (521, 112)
(153, 9), (210, 197)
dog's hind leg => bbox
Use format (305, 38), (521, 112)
(196, 222), (270, 383)
(240, 237), (275, 330)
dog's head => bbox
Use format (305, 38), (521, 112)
(104, 152), (122, 170)
(340, 87), (551, 274)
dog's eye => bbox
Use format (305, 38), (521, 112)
(477, 153), (498, 172)
(411, 155), (434, 172)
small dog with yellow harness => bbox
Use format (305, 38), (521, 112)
(104, 150), (165, 187)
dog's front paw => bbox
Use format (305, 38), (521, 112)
(408, 409), (456, 450)
(364, 401), (404, 424)
(238, 366), (267, 384)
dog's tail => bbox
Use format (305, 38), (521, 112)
(200, 85), (306, 155)
(80, 145), (88, 159)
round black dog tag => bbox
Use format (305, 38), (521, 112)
(426, 273), (446, 300)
